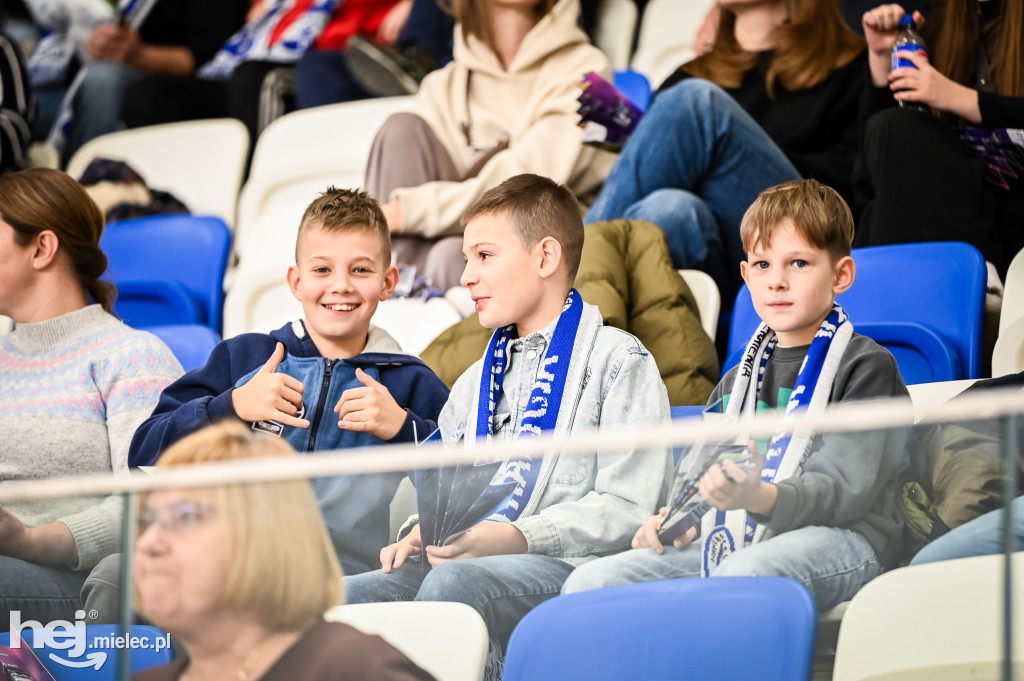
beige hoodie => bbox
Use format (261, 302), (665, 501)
(392, 0), (616, 238)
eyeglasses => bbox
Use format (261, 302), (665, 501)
(138, 500), (218, 537)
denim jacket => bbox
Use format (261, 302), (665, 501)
(438, 302), (672, 565)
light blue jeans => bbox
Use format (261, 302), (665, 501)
(344, 554), (575, 648)
(911, 496), (1024, 565)
(561, 525), (882, 612)
(68, 61), (144, 159)
(585, 78), (801, 302)
(0, 556), (87, 624)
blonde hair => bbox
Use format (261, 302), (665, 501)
(682, 0), (864, 96)
(144, 422), (343, 631)
(740, 179), (854, 263)
(296, 186), (391, 267)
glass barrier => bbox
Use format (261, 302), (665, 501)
(1, 386), (1020, 681)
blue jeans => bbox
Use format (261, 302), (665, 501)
(0, 556), (87, 626)
(344, 554), (575, 648)
(910, 496), (1024, 565)
(585, 79), (800, 303)
(68, 61), (144, 158)
(561, 525), (882, 612)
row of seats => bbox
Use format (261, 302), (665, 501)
(4, 551), (1020, 681)
(92, 206), (1024, 384)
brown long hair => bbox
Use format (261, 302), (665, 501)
(0, 168), (115, 312)
(441, 0), (558, 53)
(930, 0), (1024, 98)
(683, 0), (865, 96)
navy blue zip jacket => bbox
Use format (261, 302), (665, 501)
(128, 320), (450, 574)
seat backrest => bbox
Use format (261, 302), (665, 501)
(592, 0), (638, 70)
(993, 316), (1024, 377)
(1000, 246), (1024, 336)
(612, 69), (652, 112)
(502, 577), (817, 681)
(143, 324), (222, 373)
(0, 624), (173, 680)
(66, 119), (248, 228)
(630, 0), (716, 87)
(678, 269), (720, 341)
(726, 242), (987, 384)
(101, 215), (232, 334)
(324, 602), (488, 681)
(238, 96), (416, 235)
(832, 553), (1024, 681)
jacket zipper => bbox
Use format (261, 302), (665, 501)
(307, 358), (336, 452)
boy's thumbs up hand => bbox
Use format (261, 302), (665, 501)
(231, 342), (310, 428)
(335, 367), (408, 440)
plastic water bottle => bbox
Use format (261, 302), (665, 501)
(891, 14), (929, 111)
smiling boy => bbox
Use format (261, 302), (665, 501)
(562, 179), (911, 612)
(128, 187), (450, 576)
(343, 174), (671, 669)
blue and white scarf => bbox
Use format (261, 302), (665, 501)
(700, 303), (852, 576)
(197, 0), (340, 80)
(476, 289), (583, 521)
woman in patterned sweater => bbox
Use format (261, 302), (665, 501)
(0, 168), (182, 622)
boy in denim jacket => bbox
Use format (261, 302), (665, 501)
(128, 187), (450, 575)
(345, 174), (671, 657)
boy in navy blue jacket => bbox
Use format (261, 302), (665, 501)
(128, 187), (451, 575)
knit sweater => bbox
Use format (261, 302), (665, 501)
(0, 305), (182, 570)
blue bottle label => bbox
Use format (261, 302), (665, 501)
(893, 44), (927, 70)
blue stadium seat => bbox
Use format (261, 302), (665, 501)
(143, 324), (221, 373)
(725, 242), (987, 384)
(612, 69), (652, 111)
(0, 624), (172, 680)
(502, 577), (817, 681)
(101, 214), (232, 333)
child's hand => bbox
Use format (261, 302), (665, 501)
(231, 343), (310, 428)
(425, 521), (527, 566)
(699, 442), (778, 516)
(381, 523), (422, 573)
(632, 508), (696, 553)
(335, 368), (408, 440)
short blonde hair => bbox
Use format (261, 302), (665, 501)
(740, 179), (855, 264)
(147, 422), (343, 630)
(296, 186), (391, 267)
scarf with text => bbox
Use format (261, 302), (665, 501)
(700, 303), (852, 576)
(476, 289), (583, 521)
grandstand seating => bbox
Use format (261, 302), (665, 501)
(101, 214), (232, 334)
(832, 553), (1024, 681)
(325, 602), (488, 681)
(503, 577), (818, 681)
(65, 119), (248, 228)
(143, 324), (222, 373)
(234, 95), (415, 268)
(726, 242), (988, 384)
(993, 247), (1024, 376)
(591, 0), (638, 71)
